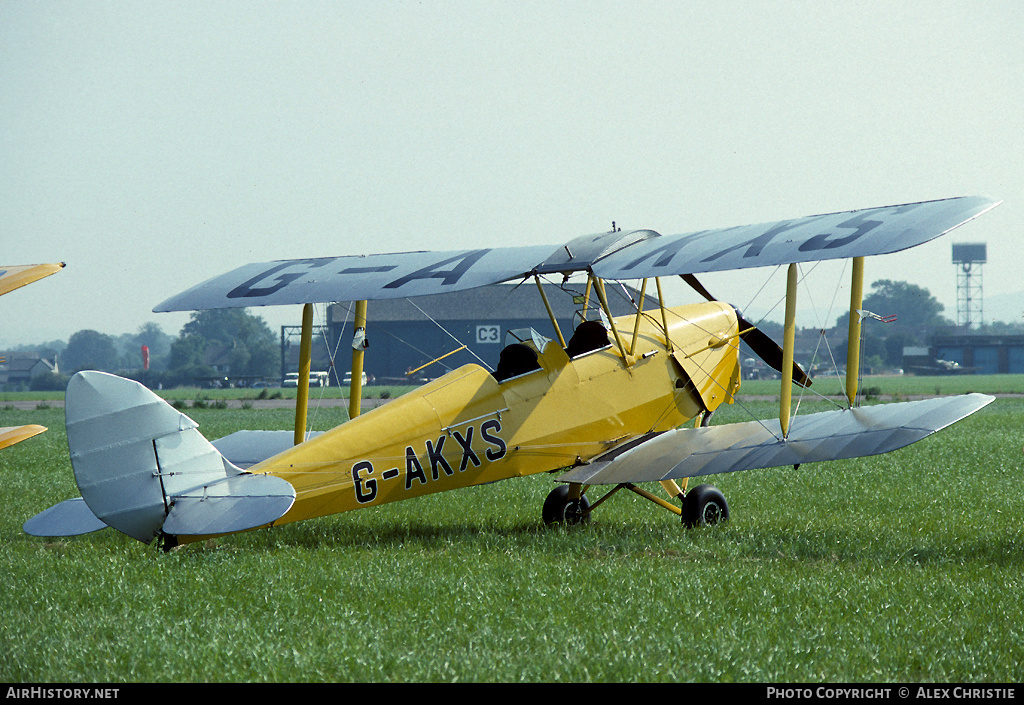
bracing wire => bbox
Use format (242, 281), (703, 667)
(404, 297), (493, 371)
(736, 261), (852, 406)
(656, 263), (854, 440)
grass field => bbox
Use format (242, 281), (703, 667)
(2, 376), (1022, 682)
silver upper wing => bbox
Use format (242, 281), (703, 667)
(154, 245), (558, 312)
(591, 196), (999, 280)
(153, 197), (997, 312)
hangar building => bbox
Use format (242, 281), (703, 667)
(929, 333), (1024, 374)
(282, 282), (652, 385)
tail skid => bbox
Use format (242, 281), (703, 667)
(27, 371), (295, 545)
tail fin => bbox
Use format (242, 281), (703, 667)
(66, 371), (295, 544)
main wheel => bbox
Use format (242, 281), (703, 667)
(542, 485), (591, 526)
(681, 484), (729, 528)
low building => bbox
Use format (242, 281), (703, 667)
(0, 353), (58, 388)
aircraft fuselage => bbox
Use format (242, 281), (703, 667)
(201, 301), (740, 538)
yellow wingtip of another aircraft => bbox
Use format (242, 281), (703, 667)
(0, 425), (48, 451)
(0, 262), (65, 298)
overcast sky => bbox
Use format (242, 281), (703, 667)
(2, 1), (1021, 348)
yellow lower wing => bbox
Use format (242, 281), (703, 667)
(0, 425), (47, 451)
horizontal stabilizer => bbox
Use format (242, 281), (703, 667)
(22, 497), (108, 537)
(0, 424), (47, 451)
(559, 394), (994, 485)
(66, 371), (295, 543)
(162, 473), (297, 536)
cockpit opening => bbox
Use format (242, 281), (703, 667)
(493, 343), (542, 382)
(565, 320), (610, 358)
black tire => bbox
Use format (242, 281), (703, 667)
(681, 484), (729, 528)
(542, 485), (591, 526)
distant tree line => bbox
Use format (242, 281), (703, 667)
(5, 309), (277, 391)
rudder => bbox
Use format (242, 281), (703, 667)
(66, 371), (295, 544)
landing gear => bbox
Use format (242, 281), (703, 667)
(542, 484), (591, 525)
(681, 484), (729, 528)
(542, 480), (728, 528)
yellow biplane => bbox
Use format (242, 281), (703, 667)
(0, 262), (64, 451)
(24, 198), (1001, 548)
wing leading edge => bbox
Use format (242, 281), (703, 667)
(558, 394), (994, 485)
(153, 196), (997, 312)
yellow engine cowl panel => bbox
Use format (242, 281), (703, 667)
(662, 302), (741, 412)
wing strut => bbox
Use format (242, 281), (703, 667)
(581, 275), (594, 322)
(534, 275), (566, 348)
(593, 277), (634, 366)
(349, 300), (368, 419)
(629, 279), (649, 356)
(655, 278), (673, 352)
(780, 264), (798, 438)
(294, 303), (314, 445)
(846, 257), (865, 407)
